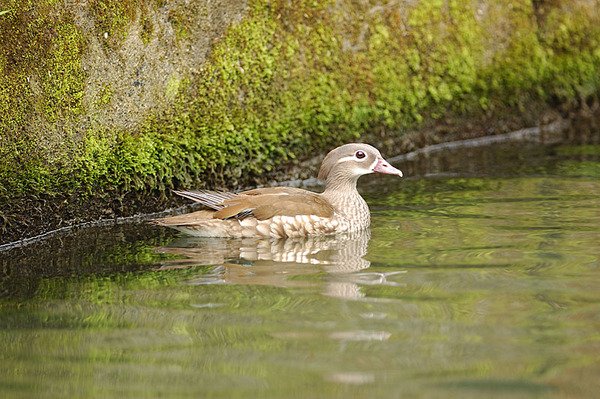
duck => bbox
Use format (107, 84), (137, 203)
(154, 143), (402, 238)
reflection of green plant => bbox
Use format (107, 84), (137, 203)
(555, 145), (600, 157)
(557, 161), (600, 177)
(0, 10), (11, 16)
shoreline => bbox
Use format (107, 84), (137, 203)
(0, 116), (585, 253)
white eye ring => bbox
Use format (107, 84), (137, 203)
(355, 150), (366, 160)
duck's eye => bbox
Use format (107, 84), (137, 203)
(355, 150), (366, 159)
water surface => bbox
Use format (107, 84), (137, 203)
(1, 143), (599, 398)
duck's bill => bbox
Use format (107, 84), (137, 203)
(373, 158), (403, 176)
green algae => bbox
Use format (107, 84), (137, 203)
(42, 22), (85, 122)
(89, 0), (138, 46)
(1, 0), (600, 241)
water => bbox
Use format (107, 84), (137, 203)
(1, 142), (599, 398)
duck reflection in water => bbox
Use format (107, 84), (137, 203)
(156, 229), (402, 299)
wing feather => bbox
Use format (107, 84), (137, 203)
(173, 190), (237, 210)
(216, 192), (333, 220)
(174, 188), (334, 221)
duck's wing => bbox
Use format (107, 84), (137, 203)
(214, 189), (334, 220)
(173, 190), (237, 210)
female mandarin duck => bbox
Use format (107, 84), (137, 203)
(155, 143), (402, 238)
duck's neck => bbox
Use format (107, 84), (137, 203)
(321, 176), (370, 225)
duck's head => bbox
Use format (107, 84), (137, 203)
(318, 143), (403, 184)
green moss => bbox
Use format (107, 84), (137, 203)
(139, 11), (154, 44)
(168, 1), (210, 42)
(541, 3), (600, 101)
(42, 22), (86, 121)
(165, 74), (181, 100)
(88, 0), (160, 47)
(0, 1), (88, 202)
(96, 85), (114, 106)
(365, 0), (483, 125)
(89, 0), (134, 45)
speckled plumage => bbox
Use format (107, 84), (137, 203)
(154, 143), (402, 237)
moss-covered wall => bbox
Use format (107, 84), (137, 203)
(1, 0), (600, 242)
